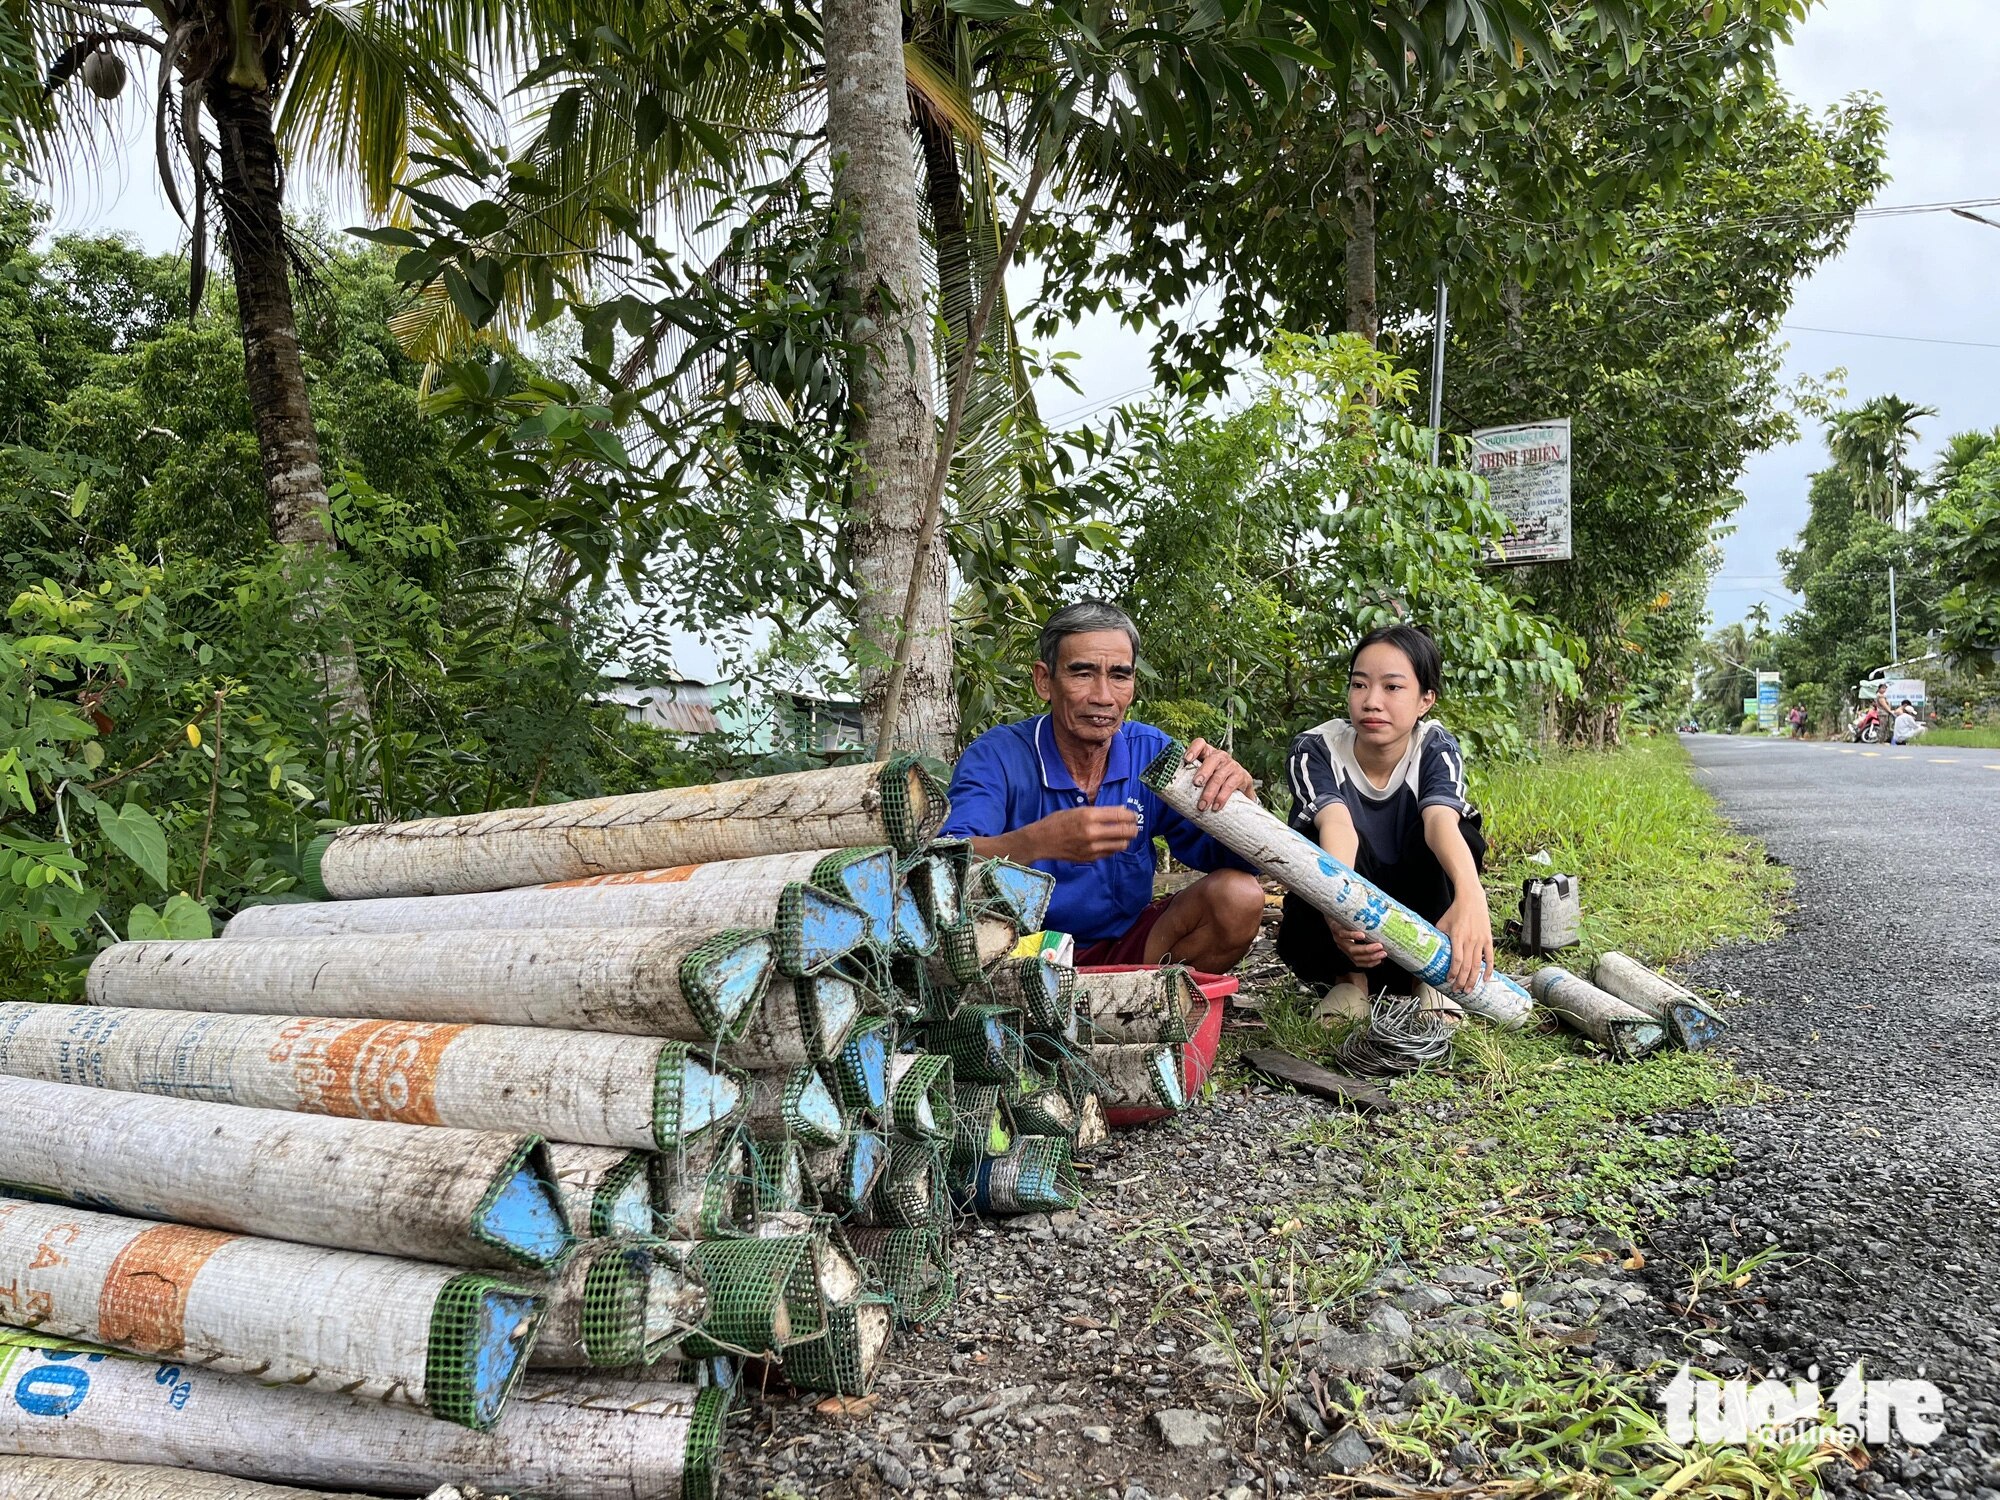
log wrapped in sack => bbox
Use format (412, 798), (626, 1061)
(295, 757), (948, 898)
(0, 1330), (730, 1500)
(0, 1004), (742, 1152)
(0, 1199), (540, 1430)
(0, 1076), (568, 1272)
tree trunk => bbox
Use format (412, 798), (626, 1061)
(1343, 110), (1378, 346)
(207, 82), (374, 738)
(824, 0), (953, 759)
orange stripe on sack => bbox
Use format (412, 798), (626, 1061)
(98, 1223), (234, 1353)
(543, 864), (699, 889)
(295, 1020), (465, 1125)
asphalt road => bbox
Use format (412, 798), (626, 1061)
(1655, 733), (2000, 1498)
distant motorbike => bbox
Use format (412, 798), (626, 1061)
(1851, 706), (1886, 744)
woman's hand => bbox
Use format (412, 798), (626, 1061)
(1438, 896), (1496, 994)
(1327, 917), (1386, 969)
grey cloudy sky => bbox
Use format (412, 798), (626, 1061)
(59, 0), (1996, 661)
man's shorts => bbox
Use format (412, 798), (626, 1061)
(1074, 895), (1175, 966)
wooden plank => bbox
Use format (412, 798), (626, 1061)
(1242, 1049), (1395, 1112)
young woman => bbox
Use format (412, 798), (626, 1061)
(1275, 623), (1496, 999)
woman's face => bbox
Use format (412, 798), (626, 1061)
(1348, 642), (1438, 751)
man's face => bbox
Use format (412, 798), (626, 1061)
(1033, 630), (1137, 748)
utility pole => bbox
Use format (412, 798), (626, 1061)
(1428, 272), (1449, 465)
(1888, 564), (1899, 665)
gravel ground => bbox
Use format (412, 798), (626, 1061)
(723, 734), (2000, 1498)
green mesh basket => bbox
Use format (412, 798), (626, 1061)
(894, 953), (960, 1023)
(957, 1134), (1081, 1216)
(926, 918), (986, 988)
(808, 1128), (891, 1216)
(885, 1051), (956, 1143)
(778, 1294), (895, 1396)
(1003, 1079), (1076, 1140)
(927, 1004), (1025, 1084)
(845, 1226), (956, 1327)
(683, 1380), (733, 1500)
(948, 1084), (1011, 1175)
(425, 1271), (544, 1430)
(985, 956), (1077, 1039)
(969, 857), (1055, 931)
(751, 1136), (814, 1212)
(879, 755), (952, 854)
(856, 1138), (950, 1230)
(653, 1127), (758, 1239)
(821, 1014), (894, 1116)
(743, 1065), (848, 1149)
(541, 1239), (704, 1368)
(676, 927), (778, 1044)
(1075, 964), (1197, 1045)
(682, 1234), (828, 1358)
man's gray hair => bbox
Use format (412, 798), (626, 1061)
(1038, 599), (1141, 673)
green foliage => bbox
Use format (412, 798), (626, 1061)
(1082, 334), (1578, 784)
(0, 200), (722, 995)
(1933, 451), (2000, 658)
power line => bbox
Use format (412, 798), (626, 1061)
(1781, 323), (2000, 352)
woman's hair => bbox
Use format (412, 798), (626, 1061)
(1350, 623), (1442, 698)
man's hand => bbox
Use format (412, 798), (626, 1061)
(1184, 738), (1254, 812)
(1327, 918), (1386, 969)
(1438, 896), (1496, 994)
(1025, 805), (1141, 864)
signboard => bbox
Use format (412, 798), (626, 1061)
(1742, 698), (1758, 720)
(1857, 677), (1927, 706)
(1472, 419), (1572, 564)
(1756, 672), (1781, 731)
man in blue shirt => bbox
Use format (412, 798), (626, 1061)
(940, 600), (1265, 972)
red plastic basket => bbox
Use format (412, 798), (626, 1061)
(1077, 965), (1239, 1127)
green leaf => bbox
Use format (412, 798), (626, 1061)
(94, 800), (170, 891)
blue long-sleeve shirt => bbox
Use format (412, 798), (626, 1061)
(940, 715), (1250, 943)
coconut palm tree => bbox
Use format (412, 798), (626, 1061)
(16, 0), (512, 735)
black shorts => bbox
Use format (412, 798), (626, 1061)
(1274, 810), (1487, 994)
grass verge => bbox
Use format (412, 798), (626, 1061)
(1920, 726), (2000, 749)
(1471, 735), (1790, 968)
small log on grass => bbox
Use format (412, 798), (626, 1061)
(226, 883), (865, 979)
(1142, 743), (1533, 1027)
(0, 1076), (568, 1272)
(296, 757), (949, 899)
(0, 1003), (741, 1152)
(0, 1199), (541, 1430)
(1592, 951), (1728, 1050)
(113, 928), (772, 1039)
(0, 1333), (733, 1500)
(1528, 967), (1668, 1060)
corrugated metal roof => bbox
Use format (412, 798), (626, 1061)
(602, 684), (720, 736)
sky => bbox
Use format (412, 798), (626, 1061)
(49, 0), (2000, 664)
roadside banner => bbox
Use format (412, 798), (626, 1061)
(1756, 672), (1781, 730)
(1472, 420), (1572, 563)
(1742, 698), (1757, 719)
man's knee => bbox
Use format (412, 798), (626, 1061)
(1203, 868), (1266, 941)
